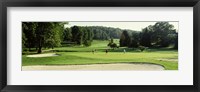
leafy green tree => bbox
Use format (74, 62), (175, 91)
(87, 28), (94, 41)
(63, 28), (72, 42)
(108, 38), (117, 49)
(110, 38), (114, 43)
(151, 22), (176, 47)
(129, 31), (140, 48)
(77, 29), (83, 45)
(83, 40), (91, 46)
(174, 32), (178, 49)
(44, 23), (64, 49)
(35, 22), (54, 53)
(71, 26), (83, 45)
(139, 22), (177, 48)
(110, 43), (117, 49)
(22, 22), (37, 50)
(22, 31), (27, 48)
(139, 46), (146, 52)
(71, 26), (79, 42)
(107, 38), (113, 47)
(140, 26), (152, 47)
(120, 30), (131, 47)
(85, 26), (130, 40)
(22, 22), (67, 53)
(82, 27), (89, 46)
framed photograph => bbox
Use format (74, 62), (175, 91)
(0, 0), (199, 92)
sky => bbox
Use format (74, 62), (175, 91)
(64, 22), (178, 31)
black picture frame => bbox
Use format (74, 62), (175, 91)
(0, 0), (200, 92)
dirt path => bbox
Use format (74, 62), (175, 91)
(22, 63), (164, 71)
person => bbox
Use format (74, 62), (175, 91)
(124, 49), (126, 54)
(106, 49), (108, 54)
(92, 49), (94, 54)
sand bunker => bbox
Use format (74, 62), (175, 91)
(22, 63), (165, 71)
(26, 53), (59, 57)
(157, 58), (178, 62)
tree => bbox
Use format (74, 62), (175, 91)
(151, 22), (176, 47)
(22, 22), (68, 53)
(108, 38), (117, 49)
(85, 26), (130, 40)
(35, 22), (54, 53)
(71, 26), (79, 42)
(22, 31), (27, 48)
(83, 40), (92, 46)
(110, 43), (117, 49)
(71, 26), (83, 45)
(140, 26), (152, 47)
(34, 22), (66, 53)
(120, 30), (131, 47)
(58, 22), (68, 41)
(174, 32), (178, 49)
(87, 28), (94, 41)
(82, 27), (89, 46)
(44, 23), (64, 49)
(139, 22), (177, 48)
(67, 26), (94, 46)
(77, 29), (83, 45)
(63, 28), (72, 42)
(22, 22), (37, 50)
(108, 38), (113, 47)
(110, 38), (114, 43)
(139, 46), (146, 52)
(129, 31), (140, 48)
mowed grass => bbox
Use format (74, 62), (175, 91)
(22, 39), (178, 70)
(54, 40), (113, 52)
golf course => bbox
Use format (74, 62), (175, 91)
(22, 22), (178, 70)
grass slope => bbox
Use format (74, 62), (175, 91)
(22, 40), (178, 70)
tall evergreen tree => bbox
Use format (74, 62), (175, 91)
(71, 26), (83, 45)
(120, 30), (131, 47)
(140, 27), (152, 47)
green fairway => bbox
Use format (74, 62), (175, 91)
(22, 40), (178, 70)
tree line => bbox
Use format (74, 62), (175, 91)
(22, 22), (178, 53)
(22, 22), (127, 53)
(22, 22), (66, 53)
(63, 26), (134, 45)
(119, 22), (178, 49)
(63, 26), (94, 46)
(63, 26), (132, 41)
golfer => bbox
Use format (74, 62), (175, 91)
(124, 49), (126, 54)
(92, 49), (94, 54)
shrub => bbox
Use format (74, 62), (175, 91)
(108, 42), (118, 49)
(110, 43), (117, 49)
(83, 40), (91, 47)
(139, 46), (146, 52)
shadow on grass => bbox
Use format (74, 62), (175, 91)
(23, 47), (177, 55)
